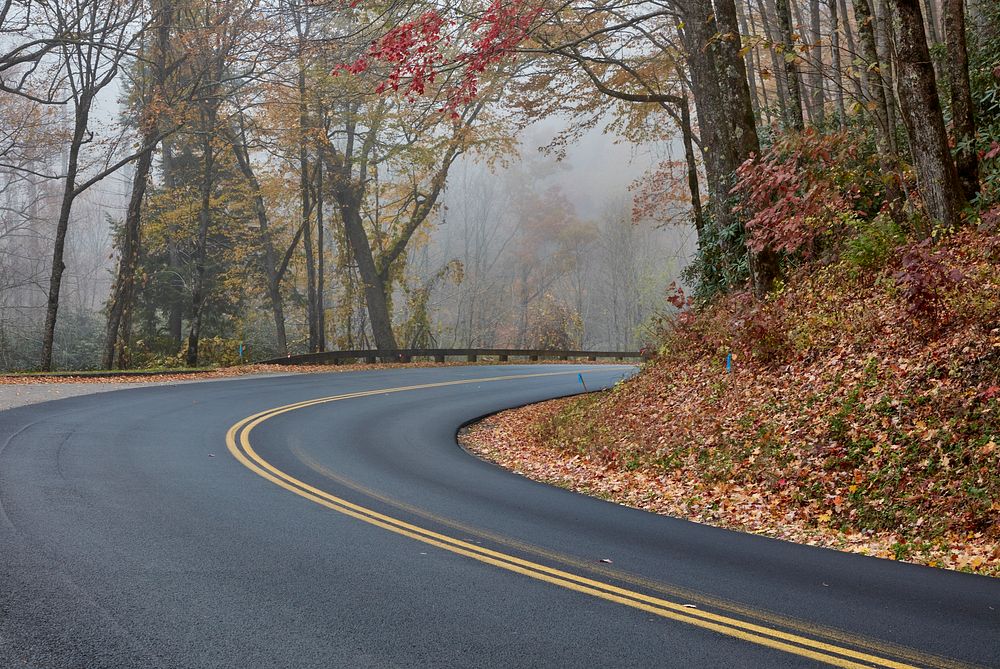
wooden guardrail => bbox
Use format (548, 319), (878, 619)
(259, 348), (647, 366)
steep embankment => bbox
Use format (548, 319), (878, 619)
(462, 228), (1000, 574)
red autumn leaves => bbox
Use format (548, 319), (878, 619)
(335, 0), (540, 109)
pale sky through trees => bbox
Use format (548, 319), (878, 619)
(0, 74), (693, 367)
(11, 0), (984, 369)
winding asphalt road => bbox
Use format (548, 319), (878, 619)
(1, 365), (997, 668)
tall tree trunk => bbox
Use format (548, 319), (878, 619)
(758, 0), (791, 119)
(920, 0), (941, 43)
(735, 0), (762, 118)
(746, 0), (773, 124)
(341, 204), (397, 350)
(776, 0), (806, 128)
(791, 0), (814, 124)
(320, 106), (401, 352)
(227, 127), (289, 354)
(714, 0), (761, 159)
(680, 93), (704, 235)
(829, 0), (847, 125)
(853, 0), (895, 153)
(301, 155), (318, 351)
(40, 94), (93, 370)
(837, 0), (865, 103)
(167, 248), (183, 345)
(298, 65), (319, 352)
(103, 0), (172, 369)
(888, 0), (965, 231)
(682, 2), (736, 232)
(921, 0), (945, 95)
(809, 0), (826, 124)
(162, 137), (183, 347)
(335, 219), (357, 350)
(266, 256), (289, 356)
(267, 276), (288, 355)
(103, 141), (154, 369)
(315, 154), (326, 352)
(185, 107), (216, 367)
(875, 0), (900, 152)
(943, 0), (979, 199)
(715, 0), (779, 293)
(163, 4), (183, 352)
(682, 0), (778, 295)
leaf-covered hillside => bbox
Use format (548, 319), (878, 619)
(463, 224), (1000, 574)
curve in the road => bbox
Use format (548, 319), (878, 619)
(2, 365), (997, 669)
(227, 370), (967, 669)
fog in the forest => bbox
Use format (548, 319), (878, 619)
(1, 99), (693, 369)
(406, 120), (695, 351)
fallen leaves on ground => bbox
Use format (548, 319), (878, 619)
(461, 228), (1000, 576)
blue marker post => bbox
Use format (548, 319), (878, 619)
(726, 353), (732, 373)
(578, 373), (589, 392)
(238, 342), (245, 364)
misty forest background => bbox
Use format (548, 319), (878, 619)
(0, 0), (997, 371)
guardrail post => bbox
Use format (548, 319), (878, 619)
(400, 354), (411, 363)
(559, 354), (568, 361)
(588, 355), (596, 361)
(529, 355), (538, 361)
(365, 355), (376, 364)
(434, 354), (445, 363)
(499, 354), (508, 362)
(467, 354), (477, 362)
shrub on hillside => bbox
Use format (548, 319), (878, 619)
(531, 228), (1000, 571)
(842, 213), (906, 274)
(892, 239), (966, 330)
(731, 129), (886, 258)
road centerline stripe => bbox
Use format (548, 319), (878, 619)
(288, 447), (974, 669)
(225, 371), (964, 669)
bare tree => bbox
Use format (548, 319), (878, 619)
(103, 0), (182, 368)
(39, 0), (145, 370)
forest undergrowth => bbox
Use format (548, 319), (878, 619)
(462, 221), (1000, 575)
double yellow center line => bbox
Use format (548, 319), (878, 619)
(225, 371), (960, 669)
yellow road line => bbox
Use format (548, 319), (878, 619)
(291, 448), (972, 669)
(224, 372), (946, 669)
